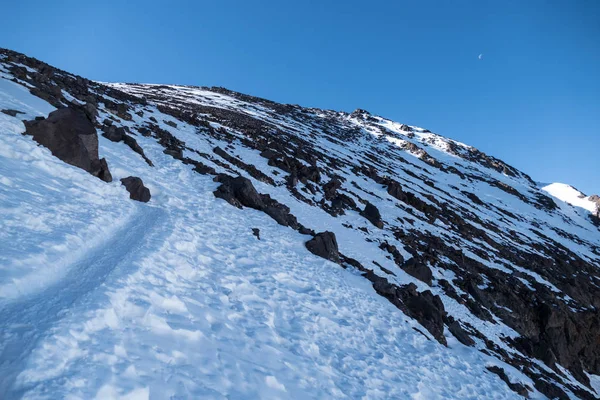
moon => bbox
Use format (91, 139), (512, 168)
(478, 54), (483, 60)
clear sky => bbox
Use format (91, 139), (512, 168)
(2, 0), (598, 194)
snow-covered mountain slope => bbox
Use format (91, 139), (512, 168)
(1, 48), (600, 399)
(542, 183), (600, 216)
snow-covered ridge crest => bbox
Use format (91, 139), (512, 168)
(542, 182), (600, 215)
(1, 47), (600, 399)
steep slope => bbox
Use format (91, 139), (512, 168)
(1, 48), (599, 399)
(542, 183), (600, 216)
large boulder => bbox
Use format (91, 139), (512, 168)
(23, 106), (112, 182)
(213, 174), (299, 228)
(360, 202), (384, 228)
(120, 176), (151, 202)
(305, 231), (340, 263)
(102, 125), (125, 142)
(214, 175), (264, 209)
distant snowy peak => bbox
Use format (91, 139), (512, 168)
(542, 182), (599, 214)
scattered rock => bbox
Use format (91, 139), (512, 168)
(120, 176), (151, 202)
(379, 241), (405, 266)
(259, 149), (278, 159)
(305, 231), (340, 263)
(385, 179), (406, 201)
(214, 146), (274, 184)
(330, 193), (357, 214)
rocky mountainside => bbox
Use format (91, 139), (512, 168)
(1, 47), (600, 399)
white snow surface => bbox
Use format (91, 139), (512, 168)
(542, 182), (598, 214)
(1, 64), (599, 399)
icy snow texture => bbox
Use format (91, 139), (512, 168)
(542, 182), (598, 214)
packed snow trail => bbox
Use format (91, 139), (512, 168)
(0, 206), (166, 398)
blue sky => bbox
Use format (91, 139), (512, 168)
(2, 0), (598, 193)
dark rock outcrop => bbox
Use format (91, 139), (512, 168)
(402, 257), (433, 285)
(446, 318), (475, 347)
(360, 202), (383, 228)
(305, 231), (340, 263)
(486, 366), (531, 397)
(122, 135), (153, 166)
(399, 284), (447, 345)
(213, 174), (299, 228)
(379, 241), (405, 266)
(102, 125), (125, 142)
(214, 146), (274, 185)
(120, 176), (151, 202)
(23, 106), (112, 182)
(214, 175), (264, 209)
(366, 273), (447, 345)
(533, 379), (568, 400)
(101, 122), (153, 166)
(323, 178), (342, 200)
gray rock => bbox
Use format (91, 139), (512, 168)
(120, 176), (151, 202)
(360, 202), (383, 229)
(102, 125), (125, 142)
(305, 231), (340, 263)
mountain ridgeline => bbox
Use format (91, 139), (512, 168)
(1, 47), (600, 399)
